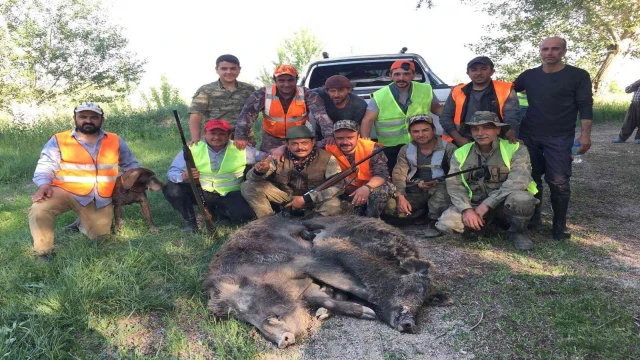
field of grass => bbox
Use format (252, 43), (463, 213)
(0, 103), (637, 359)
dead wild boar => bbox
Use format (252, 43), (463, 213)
(203, 216), (376, 348)
(203, 215), (443, 348)
(301, 216), (437, 334)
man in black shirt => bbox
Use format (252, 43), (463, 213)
(311, 75), (368, 141)
(514, 36), (593, 240)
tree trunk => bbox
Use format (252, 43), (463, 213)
(592, 38), (635, 96)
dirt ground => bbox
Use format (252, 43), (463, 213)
(258, 123), (640, 360)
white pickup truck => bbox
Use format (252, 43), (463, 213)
(300, 51), (451, 138)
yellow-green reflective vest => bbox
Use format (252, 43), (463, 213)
(190, 141), (246, 195)
(454, 138), (538, 199)
(517, 92), (528, 107)
(372, 82), (433, 146)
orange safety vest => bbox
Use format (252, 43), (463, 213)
(262, 85), (309, 138)
(325, 138), (376, 188)
(443, 80), (512, 142)
(51, 131), (120, 197)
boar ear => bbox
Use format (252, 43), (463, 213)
(205, 275), (241, 318)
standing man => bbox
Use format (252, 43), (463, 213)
(386, 114), (457, 236)
(240, 125), (342, 218)
(311, 75), (368, 140)
(439, 56), (521, 146)
(324, 120), (392, 218)
(30, 102), (139, 261)
(360, 60), (443, 172)
(435, 112), (539, 251)
(234, 65), (335, 153)
(612, 78), (640, 144)
(514, 37), (593, 240)
(188, 54), (256, 144)
(164, 120), (262, 232)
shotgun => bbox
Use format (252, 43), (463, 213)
(172, 110), (215, 235)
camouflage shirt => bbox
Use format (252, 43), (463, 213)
(189, 79), (256, 127)
(392, 137), (457, 196)
(446, 139), (533, 211)
(234, 87), (334, 143)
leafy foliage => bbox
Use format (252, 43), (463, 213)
(257, 29), (323, 85)
(463, 0), (640, 93)
(140, 75), (185, 110)
(0, 0), (146, 112)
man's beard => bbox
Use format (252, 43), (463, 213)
(76, 124), (99, 134)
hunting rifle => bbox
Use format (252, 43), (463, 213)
(406, 165), (487, 189)
(304, 146), (386, 198)
(172, 110), (215, 234)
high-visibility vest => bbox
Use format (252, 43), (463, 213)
(454, 138), (538, 199)
(262, 85), (309, 138)
(190, 141), (246, 195)
(443, 80), (512, 142)
(372, 82), (433, 146)
(325, 138), (376, 188)
(406, 137), (449, 180)
(517, 92), (529, 107)
(52, 130), (120, 197)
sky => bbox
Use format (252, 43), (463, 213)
(109, 0), (640, 103)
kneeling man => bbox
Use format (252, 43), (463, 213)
(164, 119), (259, 231)
(435, 111), (539, 250)
(241, 125), (342, 218)
(325, 120), (392, 217)
(386, 114), (457, 236)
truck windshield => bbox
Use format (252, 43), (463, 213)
(308, 60), (444, 89)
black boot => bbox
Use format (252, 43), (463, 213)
(183, 215), (198, 234)
(549, 183), (571, 240)
(505, 211), (534, 251)
(528, 188), (543, 229)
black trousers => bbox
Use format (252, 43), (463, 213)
(163, 182), (255, 223)
(383, 144), (404, 174)
(520, 131), (573, 187)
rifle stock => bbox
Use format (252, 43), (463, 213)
(172, 110), (215, 234)
(305, 146), (385, 196)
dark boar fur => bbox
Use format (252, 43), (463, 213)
(203, 215), (446, 348)
(301, 216), (439, 333)
(203, 216), (376, 349)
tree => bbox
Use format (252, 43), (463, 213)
(257, 29), (323, 86)
(0, 0), (146, 112)
(140, 75), (185, 110)
(463, 0), (640, 94)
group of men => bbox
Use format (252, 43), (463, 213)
(29, 36), (593, 260)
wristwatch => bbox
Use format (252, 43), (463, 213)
(364, 184), (374, 192)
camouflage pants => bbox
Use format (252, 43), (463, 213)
(341, 182), (395, 218)
(240, 179), (342, 218)
(385, 182), (450, 220)
(435, 191), (537, 234)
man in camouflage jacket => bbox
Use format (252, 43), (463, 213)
(436, 111), (539, 251)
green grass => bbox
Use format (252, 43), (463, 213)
(592, 100), (629, 123)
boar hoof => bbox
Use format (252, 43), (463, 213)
(315, 307), (331, 320)
(278, 332), (296, 348)
(361, 306), (377, 320)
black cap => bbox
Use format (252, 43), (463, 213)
(467, 56), (494, 70)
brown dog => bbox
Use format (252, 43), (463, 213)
(65, 168), (165, 234)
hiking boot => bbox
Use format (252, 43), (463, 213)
(550, 194), (571, 240)
(36, 253), (53, 263)
(64, 218), (81, 233)
(612, 136), (625, 143)
(182, 216), (198, 234)
(423, 219), (442, 238)
(507, 214), (534, 251)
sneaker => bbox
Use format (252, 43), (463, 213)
(612, 137), (624, 143)
(635, 139), (640, 144)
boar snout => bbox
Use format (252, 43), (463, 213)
(277, 332), (296, 348)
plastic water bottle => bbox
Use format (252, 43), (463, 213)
(572, 141), (583, 164)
